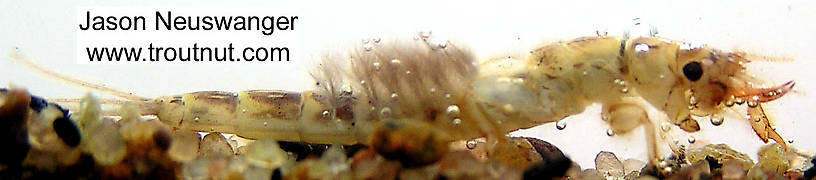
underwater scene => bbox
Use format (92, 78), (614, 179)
(0, 1), (814, 179)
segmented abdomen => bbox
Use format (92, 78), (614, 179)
(157, 90), (366, 145)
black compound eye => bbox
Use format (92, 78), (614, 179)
(29, 95), (48, 113)
(682, 62), (703, 82)
(153, 130), (172, 151)
(53, 116), (81, 147)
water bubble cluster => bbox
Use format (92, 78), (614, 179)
(613, 78), (630, 93)
(747, 96), (760, 108)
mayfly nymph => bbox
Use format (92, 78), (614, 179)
(2, 32), (802, 178)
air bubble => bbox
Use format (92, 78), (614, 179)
(595, 29), (608, 37)
(734, 98), (745, 105)
(263, 122), (268, 126)
(429, 88), (437, 93)
(503, 104), (515, 113)
(452, 118), (462, 125)
(445, 93), (451, 99)
(633, 18), (642, 25)
(373, 62), (381, 70)
(390, 59), (401, 65)
(620, 88), (629, 93)
(672, 139), (680, 144)
(363, 42), (373, 51)
(687, 136), (696, 144)
(446, 105), (460, 116)
(689, 96), (698, 106)
(419, 31), (432, 39)
(724, 100), (735, 107)
(658, 160), (669, 168)
(194, 116), (200, 121)
(322, 110), (330, 118)
(747, 100), (759, 108)
(556, 120), (567, 130)
(606, 129), (615, 136)
(679, 43), (691, 50)
(634, 43), (650, 52)
(431, 37), (448, 48)
(372, 37), (381, 43)
(391, 93), (398, 99)
(360, 80), (366, 85)
(660, 122), (672, 132)
(710, 114), (724, 126)
(405, 71), (411, 74)
(380, 107), (392, 117)
(765, 91), (776, 97)
(788, 139), (794, 144)
(466, 140), (477, 149)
